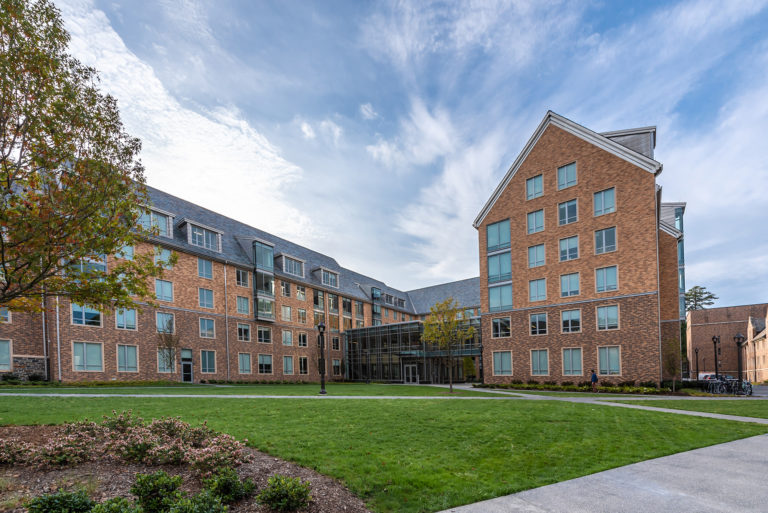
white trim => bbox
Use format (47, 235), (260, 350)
(177, 218), (223, 235)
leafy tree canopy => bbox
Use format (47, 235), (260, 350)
(422, 298), (475, 392)
(685, 286), (718, 311)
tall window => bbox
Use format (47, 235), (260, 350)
(595, 227), (616, 254)
(597, 305), (619, 330)
(488, 252), (512, 283)
(158, 348), (175, 373)
(0, 308), (9, 323)
(560, 273), (579, 297)
(529, 279), (546, 302)
(73, 342), (102, 371)
(296, 285), (306, 301)
(116, 308), (136, 330)
(492, 317), (511, 338)
(314, 290), (324, 310)
(528, 244), (545, 268)
(199, 318), (215, 338)
(256, 271), (274, 296)
(493, 351), (512, 375)
(72, 304), (101, 326)
(138, 210), (170, 237)
(332, 337), (340, 351)
(236, 269), (249, 287)
(254, 241), (274, 270)
(594, 188), (615, 216)
(284, 356), (294, 375)
(486, 219), (511, 251)
(322, 270), (339, 288)
(328, 293), (339, 312)
(198, 258), (212, 279)
(557, 162), (577, 189)
(298, 332), (307, 347)
(355, 301), (364, 318)
(329, 314), (339, 331)
(531, 349), (548, 375)
(281, 305), (291, 322)
(201, 350), (216, 373)
(333, 359), (341, 376)
(284, 257), (304, 277)
(198, 288), (214, 309)
(237, 323), (251, 341)
(154, 248), (173, 269)
(563, 348), (582, 376)
(559, 236), (578, 261)
(117, 345), (137, 373)
(258, 354), (273, 374)
(527, 210), (544, 234)
(530, 313), (547, 335)
(156, 312), (174, 333)
(281, 281), (291, 297)
(558, 199), (578, 225)
(599, 346), (620, 375)
(236, 296), (249, 315)
(342, 297), (352, 315)
(282, 330), (292, 345)
(526, 174), (543, 200)
(596, 266), (618, 292)
(190, 225), (219, 251)
(561, 309), (581, 333)
(0, 340), (9, 371)
(489, 284), (512, 312)
(238, 353), (251, 374)
(298, 309), (307, 324)
(299, 356), (308, 375)
(257, 326), (271, 343)
(155, 279), (173, 302)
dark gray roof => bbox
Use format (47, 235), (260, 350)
(146, 186), (418, 312)
(406, 277), (480, 315)
(600, 127), (656, 159)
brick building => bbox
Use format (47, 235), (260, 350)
(474, 111), (684, 385)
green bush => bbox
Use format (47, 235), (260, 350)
(167, 491), (227, 513)
(203, 467), (255, 504)
(28, 373), (47, 382)
(130, 471), (183, 513)
(91, 497), (141, 513)
(26, 489), (95, 513)
(256, 475), (311, 512)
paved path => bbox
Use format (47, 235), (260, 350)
(438, 434), (768, 513)
(0, 392), (521, 400)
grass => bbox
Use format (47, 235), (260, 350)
(611, 399), (768, 419)
(0, 383), (497, 397)
(1, 397), (766, 512)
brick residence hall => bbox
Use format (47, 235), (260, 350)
(0, 111), (685, 385)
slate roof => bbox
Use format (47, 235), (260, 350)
(600, 126), (657, 160)
(406, 277), (481, 315)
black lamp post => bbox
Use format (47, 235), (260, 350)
(478, 343), (484, 384)
(318, 322), (327, 395)
(734, 332), (746, 385)
(694, 348), (699, 380)
(712, 335), (720, 379)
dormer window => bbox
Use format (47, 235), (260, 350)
(371, 287), (381, 300)
(322, 269), (339, 288)
(384, 294), (394, 305)
(254, 240), (274, 271)
(283, 256), (304, 278)
(138, 209), (173, 238)
(190, 224), (220, 252)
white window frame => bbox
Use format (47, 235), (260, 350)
(238, 353), (252, 374)
(198, 258), (213, 279)
(117, 344), (138, 373)
(72, 341), (103, 372)
(198, 288), (214, 309)
(115, 308), (137, 331)
(237, 296), (250, 315)
(237, 323), (251, 342)
(0, 339), (12, 371)
(157, 348), (175, 373)
(282, 329), (293, 346)
(283, 255), (305, 278)
(188, 223), (222, 252)
(156, 312), (175, 334)
(199, 317), (216, 339)
(257, 326), (272, 343)
(71, 303), (102, 327)
(283, 355), (294, 375)
(526, 174), (543, 200)
(492, 351), (512, 376)
(321, 269), (339, 288)
(201, 350), (216, 374)
(155, 279), (173, 302)
(236, 269), (249, 287)
(530, 349), (549, 376)
(598, 346), (621, 376)
(562, 347), (583, 376)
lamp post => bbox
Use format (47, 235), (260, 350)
(317, 322), (327, 395)
(734, 333), (746, 385)
(712, 335), (720, 380)
(694, 348), (699, 380)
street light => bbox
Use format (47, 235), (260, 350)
(694, 347), (699, 380)
(734, 332), (746, 385)
(318, 322), (327, 395)
(712, 335), (720, 380)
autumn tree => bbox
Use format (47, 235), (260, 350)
(685, 286), (718, 311)
(0, 0), (168, 311)
(422, 298), (475, 393)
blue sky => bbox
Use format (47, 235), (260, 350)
(58, 0), (768, 305)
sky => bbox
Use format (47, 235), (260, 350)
(56, 0), (768, 306)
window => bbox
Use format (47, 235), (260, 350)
(198, 258), (212, 279)
(530, 313), (547, 335)
(531, 349), (548, 375)
(284, 356), (294, 375)
(284, 257), (304, 277)
(116, 308), (136, 330)
(488, 252), (512, 283)
(237, 296), (250, 315)
(489, 284), (512, 312)
(557, 162), (577, 189)
(382, 308), (388, 319)
(257, 298), (274, 319)
(72, 303), (101, 326)
(236, 269), (249, 287)
(281, 305), (291, 322)
(314, 311), (325, 326)
(299, 356), (308, 375)
(529, 279), (546, 302)
(256, 271), (274, 296)
(298, 309), (307, 324)
(199, 318), (215, 338)
(254, 241), (274, 270)
(597, 305), (619, 330)
(526, 210), (544, 234)
(281, 281), (291, 297)
(239, 353), (251, 374)
(296, 285), (306, 301)
(526, 174), (543, 200)
(493, 351), (512, 376)
(487, 219), (511, 251)
(314, 290), (324, 310)
(117, 245), (134, 260)
(237, 323), (250, 342)
(155, 247), (173, 269)
(492, 317), (511, 338)
(560, 273), (579, 297)
(563, 348), (582, 376)
(559, 236), (578, 261)
(342, 297), (352, 315)
(73, 342), (102, 371)
(561, 309), (581, 333)
(0, 308), (8, 323)
(596, 266), (618, 292)
(594, 188), (615, 216)
(190, 225), (219, 251)
(0, 340), (10, 371)
(328, 293), (339, 312)
(332, 337), (340, 351)
(343, 317), (352, 330)
(257, 326), (271, 343)
(155, 280), (173, 302)
(201, 350), (216, 373)
(558, 199), (578, 225)
(199, 288), (214, 309)
(156, 312), (174, 333)
(298, 332), (307, 347)
(595, 227), (616, 254)
(329, 314), (339, 331)
(333, 359), (341, 376)
(282, 330), (292, 345)
(138, 210), (170, 237)
(372, 304), (381, 315)
(258, 354), (273, 374)
(599, 346), (620, 375)
(158, 348), (175, 373)
(528, 244), (545, 268)
(322, 269), (339, 288)
(356, 320), (364, 328)
(371, 287), (381, 300)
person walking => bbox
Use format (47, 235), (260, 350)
(591, 369), (598, 393)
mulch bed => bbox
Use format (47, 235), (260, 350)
(0, 426), (370, 513)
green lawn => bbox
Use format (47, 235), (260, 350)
(611, 399), (768, 419)
(0, 397), (765, 513)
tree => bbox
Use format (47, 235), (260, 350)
(0, 0), (168, 312)
(462, 356), (476, 382)
(661, 336), (682, 392)
(685, 286), (718, 311)
(157, 318), (180, 375)
(422, 298), (475, 393)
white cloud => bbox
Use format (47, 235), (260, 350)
(300, 122), (316, 140)
(360, 103), (378, 120)
(319, 119), (343, 146)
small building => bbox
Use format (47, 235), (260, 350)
(745, 312), (768, 382)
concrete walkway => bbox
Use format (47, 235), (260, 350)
(439, 434), (768, 513)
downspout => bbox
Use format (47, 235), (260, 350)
(654, 188), (663, 385)
(41, 295), (49, 380)
(55, 296), (62, 382)
(224, 265), (231, 381)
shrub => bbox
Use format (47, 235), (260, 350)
(638, 381), (658, 388)
(168, 491), (227, 513)
(28, 373), (47, 382)
(187, 433), (252, 475)
(0, 438), (31, 464)
(617, 380), (636, 387)
(561, 381), (574, 386)
(131, 471), (183, 513)
(34, 434), (92, 466)
(257, 475), (311, 512)
(26, 489), (95, 513)
(203, 467), (255, 504)
(91, 497), (142, 513)
(102, 410), (144, 433)
(1, 373), (20, 382)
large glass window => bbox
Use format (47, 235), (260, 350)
(557, 162), (577, 189)
(257, 326), (271, 343)
(492, 317), (511, 338)
(314, 290), (324, 310)
(0, 340), (9, 371)
(597, 305), (619, 330)
(281, 305), (291, 322)
(599, 346), (620, 375)
(563, 348), (582, 376)
(487, 219), (511, 251)
(257, 298), (274, 319)
(322, 270), (339, 288)
(237, 296), (250, 315)
(72, 303), (101, 326)
(198, 258), (212, 279)
(116, 308), (136, 330)
(595, 227), (616, 254)
(529, 279), (546, 302)
(526, 174), (543, 200)
(199, 318), (215, 338)
(489, 284), (512, 312)
(157, 348), (175, 373)
(596, 266), (618, 292)
(281, 281), (290, 297)
(559, 236), (579, 261)
(139, 210), (170, 237)
(531, 349), (548, 375)
(155, 279), (173, 302)
(284, 356), (294, 375)
(236, 269), (249, 287)
(199, 288), (214, 309)
(558, 199), (578, 225)
(73, 342), (102, 371)
(298, 332), (307, 347)
(258, 354), (273, 374)
(296, 285), (306, 301)
(255, 271), (274, 297)
(493, 351), (512, 376)
(190, 225), (219, 251)
(238, 353), (251, 374)
(298, 309), (307, 324)
(328, 293), (339, 312)
(530, 313), (547, 335)
(342, 297), (352, 315)
(284, 257), (304, 277)
(561, 309), (581, 333)
(156, 312), (174, 333)
(528, 244), (545, 268)
(488, 252), (512, 283)
(254, 241), (274, 270)
(282, 330), (293, 346)
(594, 188), (615, 216)
(237, 323), (250, 341)
(527, 210), (544, 234)
(560, 273), (580, 297)
(201, 350), (216, 373)
(299, 356), (308, 375)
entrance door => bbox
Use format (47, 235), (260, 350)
(404, 364), (418, 384)
(181, 348), (193, 383)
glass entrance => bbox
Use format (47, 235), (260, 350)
(181, 349), (193, 383)
(404, 364), (418, 384)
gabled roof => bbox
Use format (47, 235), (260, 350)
(473, 111), (663, 228)
(406, 277), (480, 315)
